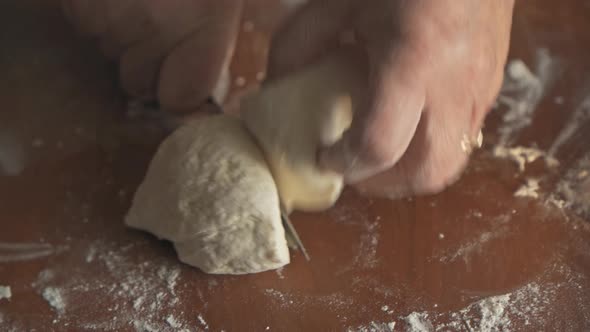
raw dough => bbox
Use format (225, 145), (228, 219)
(126, 115), (289, 274)
(241, 52), (366, 212)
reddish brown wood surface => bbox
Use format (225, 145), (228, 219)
(1, 1), (589, 331)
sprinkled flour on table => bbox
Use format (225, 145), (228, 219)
(492, 146), (558, 172)
(347, 266), (589, 332)
(404, 312), (434, 332)
(514, 178), (541, 199)
(197, 314), (209, 330)
(0, 286), (11, 300)
(495, 49), (558, 146)
(23, 240), (221, 331)
(42, 287), (66, 316)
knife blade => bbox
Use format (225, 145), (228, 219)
(280, 207), (310, 261)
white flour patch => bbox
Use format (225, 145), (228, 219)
(85, 245), (97, 263)
(29, 240), (209, 331)
(166, 314), (182, 329)
(0, 286), (11, 300)
(197, 314), (209, 330)
(514, 178), (541, 199)
(42, 287), (66, 316)
(157, 265), (181, 296)
(356, 267), (589, 332)
(405, 312), (434, 332)
(496, 49), (558, 145)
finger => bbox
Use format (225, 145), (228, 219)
(120, 0), (241, 101)
(158, 2), (242, 111)
(61, 0), (108, 36)
(98, 0), (152, 59)
(266, 0), (354, 79)
(355, 103), (473, 199)
(319, 49), (426, 183)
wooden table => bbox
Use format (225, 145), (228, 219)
(1, 1), (589, 331)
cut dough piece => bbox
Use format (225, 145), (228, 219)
(241, 51), (366, 212)
(126, 115), (289, 274)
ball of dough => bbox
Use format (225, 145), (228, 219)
(126, 115), (289, 274)
(241, 52), (365, 213)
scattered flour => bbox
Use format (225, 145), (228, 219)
(496, 49), (558, 146)
(514, 178), (541, 199)
(439, 225), (509, 264)
(264, 288), (353, 313)
(166, 314), (182, 329)
(0, 285), (11, 300)
(157, 265), (181, 296)
(347, 321), (396, 332)
(477, 295), (511, 332)
(85, 245), (97, 263)
(330, 204), (380, 272)
(548, 95), (590, 157)
(28, 240), (212, 331)
(364, 272), (589, 332)
(42, 287), (66, 316)
(492, 49), (560, 173)
(405, 312), (434, 332)
(554, 153), (590, 218)
(197, 314), (209, 330)
(492, 145), (558, 172)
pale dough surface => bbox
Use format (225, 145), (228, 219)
(241, 52), (365, 212)
(126, 115), (289, 274)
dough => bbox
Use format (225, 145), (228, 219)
(241, 52), (365, 212)
(126, 115), (289, 274)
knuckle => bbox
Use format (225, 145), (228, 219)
(357, 136), (401, 169)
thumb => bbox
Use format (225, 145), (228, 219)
(319, 49), (426, 183)
(267, 0), (355, 79)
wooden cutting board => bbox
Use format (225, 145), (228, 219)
(1, 1), (589, 331)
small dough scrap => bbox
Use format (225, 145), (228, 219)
(126, 115), (289, 274)
(241, 52), (365, 212)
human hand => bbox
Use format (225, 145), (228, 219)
(268, 0), (514, 198)
(61, 0), (243, 113)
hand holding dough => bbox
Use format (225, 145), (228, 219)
(126, 53), (364, 274)
(241, 52), (365, 212)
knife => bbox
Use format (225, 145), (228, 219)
(280, 206), (311, 261)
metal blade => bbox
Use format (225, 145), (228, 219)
(280, 208), (310, 261)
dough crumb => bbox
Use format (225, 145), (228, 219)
(514, 178), (540, 199)
(493, 145), (557, 172)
